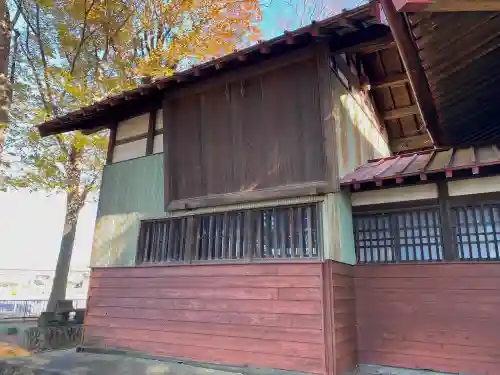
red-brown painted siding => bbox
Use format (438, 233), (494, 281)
(355, 263), (500, 375)
(331, 262), (357, 375)
(85, 263), (324, 374)
(321, 261), (357, 375)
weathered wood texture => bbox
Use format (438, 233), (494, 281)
(85, 263), (325, 374)
(322, 261), (357, 375)
(355, 263), (500, 375)
(163, 55), (327, 208)
(331, 262), (357, 375)
(330, 64), (390, 180)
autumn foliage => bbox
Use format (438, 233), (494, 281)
(5, 0), (261, 311)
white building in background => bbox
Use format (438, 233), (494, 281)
(0, 269), (89, 301)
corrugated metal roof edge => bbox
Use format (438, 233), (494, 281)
(341, 145), (500, 187)
(38, 3), (378, 137)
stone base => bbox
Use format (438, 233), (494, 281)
(24, 325), (84, 352)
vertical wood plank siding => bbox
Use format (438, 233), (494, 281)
(322, 261), (357, 375)
(355, 263), (500, 375)
(331, 262), (357, 375)
(163, 55), (326, 205)
(85, 263), (325, 374)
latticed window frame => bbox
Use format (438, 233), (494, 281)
(353, 192), (500, 264)
(353, 206), (445, 264)
(450, 199), (500, 261)
(136, 202), (323, 265)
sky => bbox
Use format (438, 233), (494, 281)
(261, 0), (367, 39)
(0, 0), (364, 271)
(0, 191), (97, 270)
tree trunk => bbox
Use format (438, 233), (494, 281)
(46, 193), (82, 312)
(0, 0), (10, 154)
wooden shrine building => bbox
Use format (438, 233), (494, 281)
(38, 1), (500, 374)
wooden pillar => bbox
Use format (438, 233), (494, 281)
(145, 109), (157, 156)
(106, 123), (117, 165)
(437, 181), (456, 261)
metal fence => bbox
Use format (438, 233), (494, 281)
(0, 299), (87, 319)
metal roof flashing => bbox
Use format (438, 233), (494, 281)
(341, 145), (500, 191)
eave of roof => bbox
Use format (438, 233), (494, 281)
(38, 3), (384, 137)
(407, 11), (500, 147)
(341, 145), (500, 190)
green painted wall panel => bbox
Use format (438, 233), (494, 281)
(91, 155), (164, 267)
(323, 72), (390, 265)
(321, 192), (356, 264)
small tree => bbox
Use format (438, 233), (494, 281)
(6, 0), (261, 312)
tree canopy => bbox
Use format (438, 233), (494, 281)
(4, 0), (261, 310)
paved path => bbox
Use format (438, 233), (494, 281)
(0, 349), (249, 375)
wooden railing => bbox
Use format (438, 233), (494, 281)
(136, 203), (321, 264)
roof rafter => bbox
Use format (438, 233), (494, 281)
(371, 73), (408, 89)
(383, 104), (419, 120)
(380, 0), (442, 145)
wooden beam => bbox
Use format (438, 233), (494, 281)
(106, 123), (117, 165)
(390, 133), (433, 152)
(330, 24), (393, 55)
(371, 73), (409, 89)
(145, 109), (156, 156)
(317, 44), (338, 191)
(437, 181), (455, 261)
(333, 37), (395, 56)
(394, 0), (500, 12)
(383, 104), (419, 120)
(380, 0), (442, 145)
(334, 55), (360, 89)
(162, 99), (176, 210)
(167, 181), (331, 211)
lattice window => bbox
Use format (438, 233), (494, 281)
(136, 203), (321, 264)
(354, 208), (443, 264)
(354, 214), (394, 263)
(452, 204), (500, 261)
(252, 205), (320, 259)
(137, 217), (191, 264)
(195, 211), (247, 261)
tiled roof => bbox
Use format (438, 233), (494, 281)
(341, 145), (500, 188)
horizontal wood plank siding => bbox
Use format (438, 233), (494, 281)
(85, 263), (325, 374)
(355, 263), (500, 375)
(331, 261), (357, 375)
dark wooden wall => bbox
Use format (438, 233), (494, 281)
(163, 49), (327, 208)
(84, 263), (325, 374)
(355, 263), (500, 375)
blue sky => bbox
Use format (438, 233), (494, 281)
(0, 0), (365, 271)
(261, 0), (367, 38)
